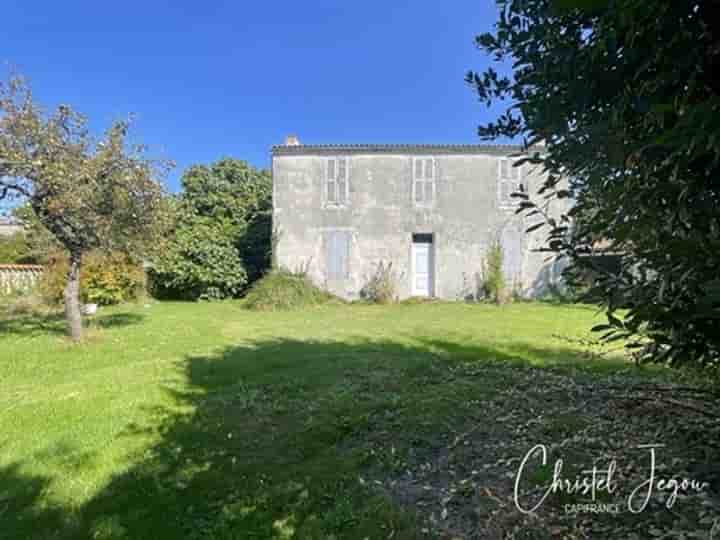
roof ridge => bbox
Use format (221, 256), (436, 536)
(271, 142), (525, 148)
(272, 142), (535, 155)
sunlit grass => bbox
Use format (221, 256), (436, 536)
(0, 300), (655, 538)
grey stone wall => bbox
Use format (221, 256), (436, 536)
(272, 147), (568, 300)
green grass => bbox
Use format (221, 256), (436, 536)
(0, 301), (674, 538)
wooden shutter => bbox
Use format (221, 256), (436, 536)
(327, 231), (349, 280)
(337, 158), (347, 203)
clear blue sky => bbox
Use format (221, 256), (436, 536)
(3, 1), (509, 192)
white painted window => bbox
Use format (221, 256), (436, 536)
(326, 157), (349, 205)
(498, 157), (523, 208)
(413, 157), (435, 205)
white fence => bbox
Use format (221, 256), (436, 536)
(0, 265), (44, 295)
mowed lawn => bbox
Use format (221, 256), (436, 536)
(0, 301), (687, 538)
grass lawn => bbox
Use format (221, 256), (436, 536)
(1, 301), (717, 539)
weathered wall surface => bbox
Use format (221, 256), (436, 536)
(0, 265), (43, 295)
(273, 149), (568, 300)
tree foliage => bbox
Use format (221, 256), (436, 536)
(468, 0), (720, 370)
(0, 232), (34, 264)
(149, 158), (272, 300)
(0, 74), (168, 340)
(39, 251), (146, 306)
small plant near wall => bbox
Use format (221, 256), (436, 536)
(481, 240), (507, 305)
(360, 261), (399, 304)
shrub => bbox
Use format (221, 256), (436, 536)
(148, 220), (248, 301)
(399, 296), (442, 305)
(149, 158), (272, 299)
(243, 269), (337, 311)
(481, 240), (507, 304)
(39, 251), (146, 306)
(2, 292), (49, 317)
(82, 252), (147, 305)
(360, 261), (398, 304)
(0, 232), (36, 264)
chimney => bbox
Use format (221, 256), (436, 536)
(285, 134), (300, 146)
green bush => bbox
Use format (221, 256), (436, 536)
(360, 261), (398, 304)
(243, 269), (337, 311)
(0, 232), (36, 264)
(39, 251), (146, 306)
(149, 158), (272, 299)
(482, 241), (508, 304)
(1, 291), (50, 317)
(148, 219), (248, 301)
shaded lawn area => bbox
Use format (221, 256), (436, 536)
(0, 302), (718, 539)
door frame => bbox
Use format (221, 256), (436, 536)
(410, 233), (435, 297)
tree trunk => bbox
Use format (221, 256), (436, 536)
(64, 252), (83, 342)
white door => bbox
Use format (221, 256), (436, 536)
(412, 242), (433, 296)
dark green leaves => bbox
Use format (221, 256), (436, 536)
(472, 0), (720, 371)
(149, 158), (272, 300)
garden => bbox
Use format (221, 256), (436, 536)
(2, 0), (720, 536)
(2, 300), (718, 539)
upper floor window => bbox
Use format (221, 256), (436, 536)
(498, 157), (524, 208)
(413, 157), (435, 206)
(325, 157), (349, 206)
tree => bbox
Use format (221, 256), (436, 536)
(468, 1), (720, 369)
(0, 75), (168, 340)
(7, 204), (63, 264)
(149, 158), (271, 300)
(181, 158), (272, 282)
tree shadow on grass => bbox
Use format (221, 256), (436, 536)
(0, 464), (69, 537)
(0, 311), (145, 338)
(1, 335), (695, 539)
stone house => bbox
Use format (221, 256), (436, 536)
(272, 137), (568, 300)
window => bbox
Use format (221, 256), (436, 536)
(498, 157), (524, 208)
(413, 157), (435, 205)
(326, 157), (349, 205)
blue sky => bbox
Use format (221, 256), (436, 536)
(3, 1), (508, 192)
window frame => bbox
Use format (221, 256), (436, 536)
(498, 157), (524, 210)
(412, 156), (436, 207)
(324, 157), (350, 207)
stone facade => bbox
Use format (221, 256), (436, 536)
(272, 142), (568, 300)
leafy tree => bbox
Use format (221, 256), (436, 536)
(149, 158), (271, 299)
(0, 75), (168, 340)
(6, 204), (63, 264)
(468, 0), (720, 369)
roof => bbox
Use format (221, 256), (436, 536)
(272, 143), (537, 156)
(0, 264), (43, 271)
